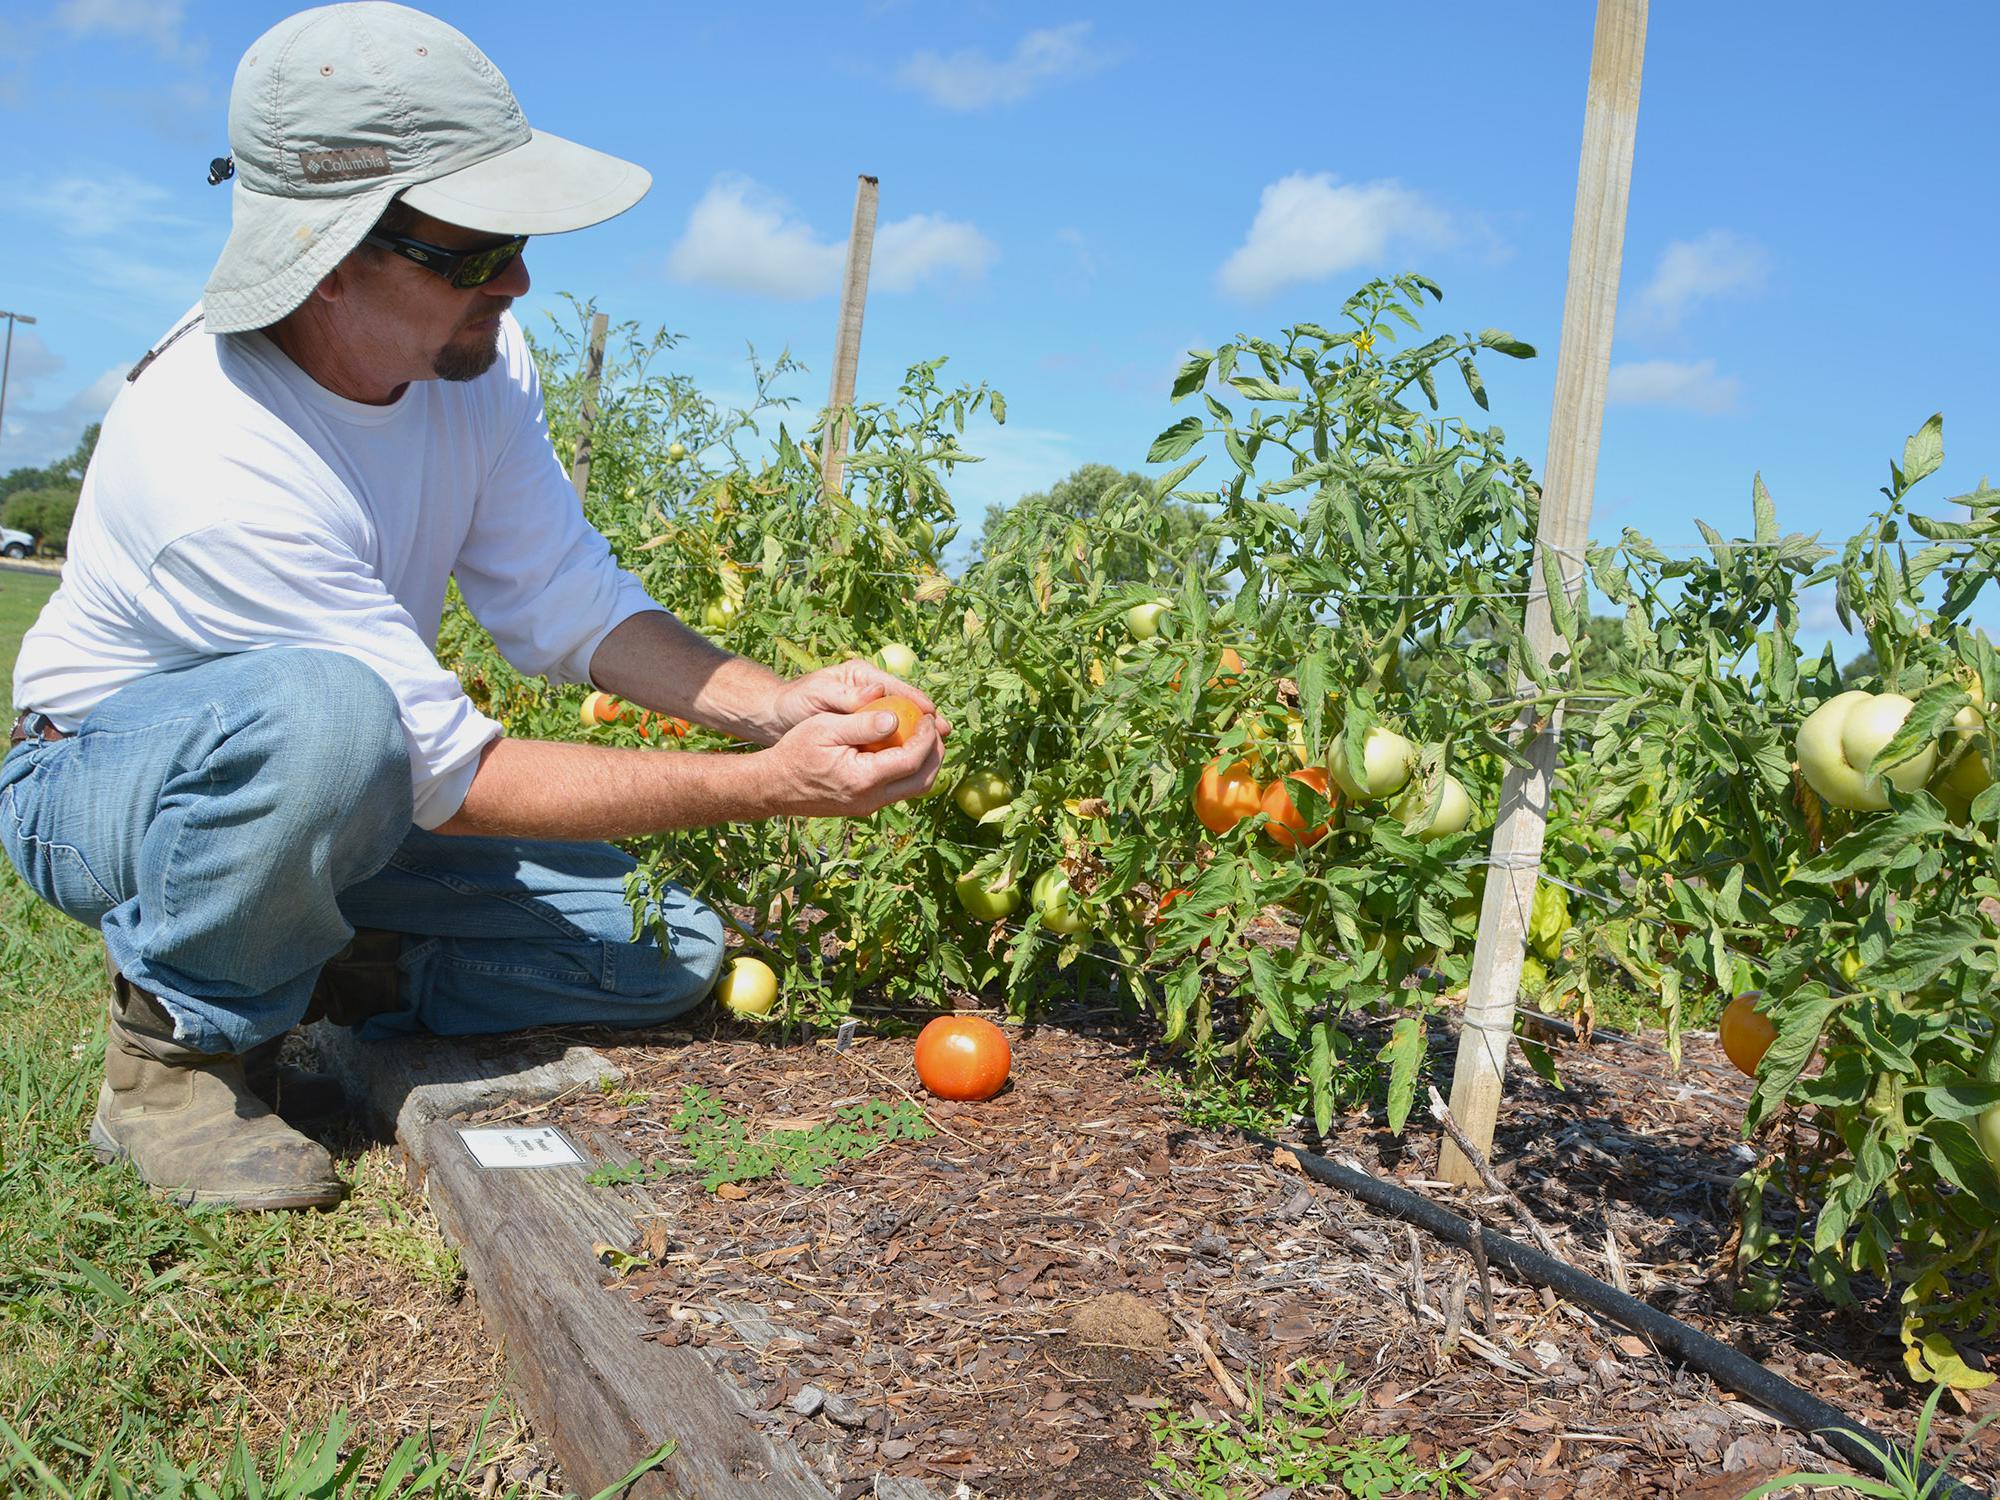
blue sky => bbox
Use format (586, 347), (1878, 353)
(3, 1), (1996, 651)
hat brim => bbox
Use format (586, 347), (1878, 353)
(399, 128), (650, 235)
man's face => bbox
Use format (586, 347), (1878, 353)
(336, 205), (532, 388)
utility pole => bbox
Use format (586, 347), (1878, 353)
(0, 309), (37, 459)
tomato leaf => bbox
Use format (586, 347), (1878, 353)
(1147, 416), (1205, 464)
(1146, 456), (1206, 506)
(1309, 1022), (1335, 1138)
(1380, 1015), (1425, 1136)
(1792, 805), (1950, 883)
(1170, 351), (1214, 401)
(1478, 329), (1536, 359)
(1869, 914), (1985, 992)
(1750, 986), (1841, 1125)
(1901, 413), (1945, 490)
(1227, 375), (1300, 403)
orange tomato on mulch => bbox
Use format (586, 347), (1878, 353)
(1719, 994), (1777, 1076)
(914, 1015), (1012, 1102)
(1194, 759), (1263, 834)
(1261, 767), (1335, 848)
(859, 695), (927, 752)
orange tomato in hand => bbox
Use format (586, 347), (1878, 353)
(859, 695), (927, 752)
(914, 1015), (1012, 1101)
(1719, 994), (1777, 1076)
(1262, 766), (1335, 848)
(1194, 759), (1263, 834)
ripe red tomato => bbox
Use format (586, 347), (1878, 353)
(1719, 994), (1777, 1076)
(1262, 767), (1335, 848)
(914, 1015), (1012, 1101)
(1194, 759), (1263, 834)
(859, 695), (927, 753)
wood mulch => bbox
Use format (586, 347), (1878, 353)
(530, 1003), (1998, 1499)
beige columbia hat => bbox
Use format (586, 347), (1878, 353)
(202, 1), (649, 334)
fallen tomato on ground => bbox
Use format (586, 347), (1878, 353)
(914, 1015), (1011, 1101)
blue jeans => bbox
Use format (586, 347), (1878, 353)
(1, 648), (725, 1055)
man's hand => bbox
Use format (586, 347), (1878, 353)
(768, 659), (953, 742)
(755, 702), (944, 817)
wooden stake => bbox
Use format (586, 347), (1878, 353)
(568, 309), (609, 502)
(821, 175), (880, 501)
(1441, 0), (1647, 1187)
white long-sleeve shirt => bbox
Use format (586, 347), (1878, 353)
(11, 308), (657, 829)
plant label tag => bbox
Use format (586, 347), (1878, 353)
(457, 1125), (584, 1169)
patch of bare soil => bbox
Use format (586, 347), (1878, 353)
(539, 1007), (1996, 1499)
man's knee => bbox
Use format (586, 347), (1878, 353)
(613, 894), (726, 1024)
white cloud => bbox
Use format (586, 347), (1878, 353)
(666, 176), (995, 300)
(1633, 230), (1770, 331)
(1606, 358), (1742, 414)
(1, 362), (127, 469)
(873, 213), (997, 292)
(1217, 173), (1450, 301)
(0, 331), (66, 407)
(56, 0), (202, 63)
(897, 22), (1105, 110)
(22, 172), (199, 240)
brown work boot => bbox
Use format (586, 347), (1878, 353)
(305, 928), (406, 1028)
(100, 945), (344, 1124)
(89, 972), (346, 1211)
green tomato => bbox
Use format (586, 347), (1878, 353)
(666, 441), (688, 463)
(1796, 690), (1937, 812)
(716, 956), (778, 1018)
(1519, 954), (1549, 991)
(701, 595), (740, 631)
(954, 869), (1021, 922)
(1391, 771), (1473, 841)
(1328, 726), (1415, 801)
(953, 769), (1014, 822)
(877, 642), (920, 678)
(1977, 1104), (2000, 1174)
(1125, 601), (1169, 642)
(1030, 868), (1092, 937)
(1837, 947), (1864, 985)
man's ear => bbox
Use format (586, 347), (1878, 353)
(311, 255), (356, 304)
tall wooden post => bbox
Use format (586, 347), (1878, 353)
(569, 309), (609, 502)
(821, 175), (880, 502)
(1440, 0), (1648, 1186)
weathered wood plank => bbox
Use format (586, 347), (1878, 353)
(419, 1118), (833, 1500)
(303, 1025), (829, 1498)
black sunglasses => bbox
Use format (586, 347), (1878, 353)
(364, 230), (528, 289)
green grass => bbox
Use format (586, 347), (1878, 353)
(1, 570), (58, 678)
(0, 587), (557, 1495)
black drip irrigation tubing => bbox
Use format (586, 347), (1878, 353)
(1262, 1134), (1991, 1500)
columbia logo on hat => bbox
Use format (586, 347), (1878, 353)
(298, 146), (393, 181)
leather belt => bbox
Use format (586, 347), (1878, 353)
(7, 711), (69, 747)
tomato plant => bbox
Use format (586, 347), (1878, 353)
(435, 287), (2000, 1390)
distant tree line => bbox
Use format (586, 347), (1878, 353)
(1, 423), (98, 555)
